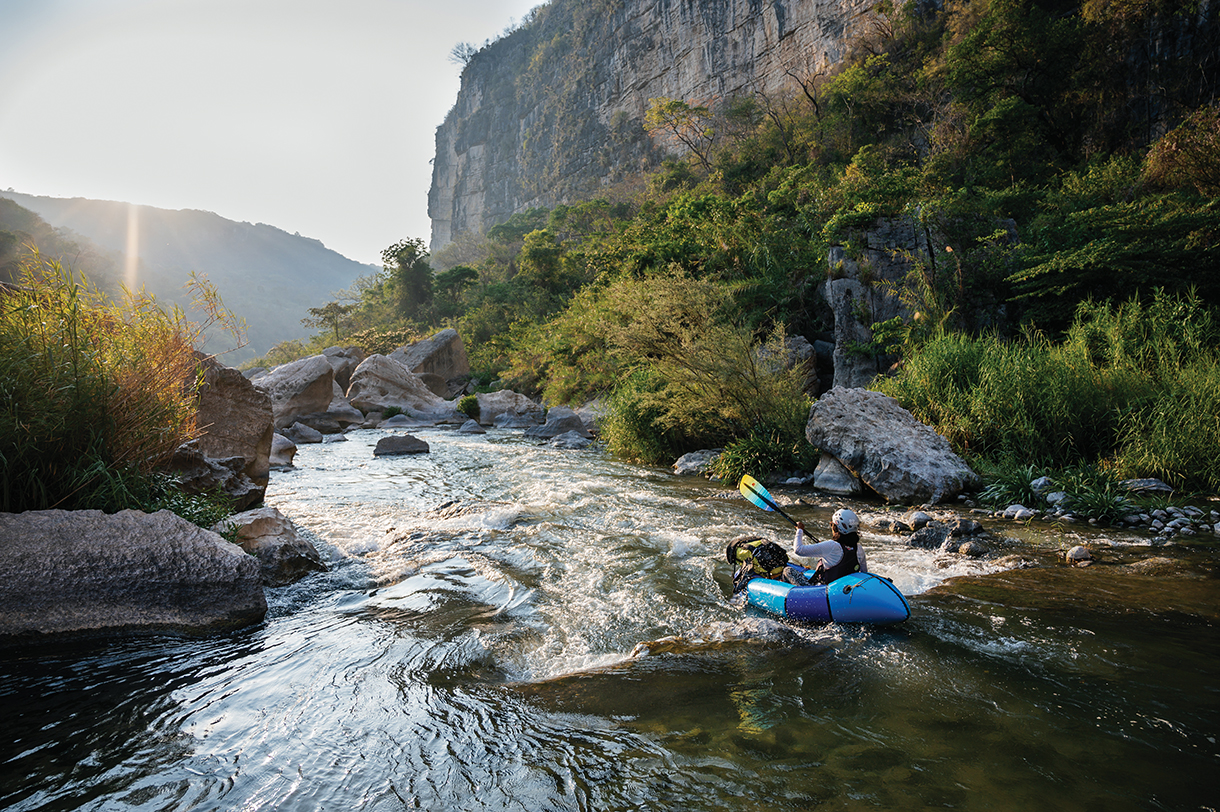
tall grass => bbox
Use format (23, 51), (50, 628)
(876, 289), (1220, 491)
(0, 253), (236, 517)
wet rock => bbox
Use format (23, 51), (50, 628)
(0, 509), (266, 642)
(525, 406), (593, 439)
(1124, 557), (1188, 576)
(322, 433), (348, 443)
(283, 421), (323, 444)
(905, 510), (933, 530)
(949, 518), (984, 537)
(958, 540), (989, 557)
(458, 419), (487, 434)
(1063, 545), (1095, 566)
(270, 433), (296, 469)
(906, 525), (950, 550)
(548, 431), (593, 449)
(874, 517), (911, 533)
(214, 507), (326, 587)
(674, 449), (721, 476)
(1003, 504), (1035, 521)
(373, 435), (430, 456)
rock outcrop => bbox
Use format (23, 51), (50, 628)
(0, 509), (266, 643)
(805, 387), (979, 504)
(429, 0), (875, 250)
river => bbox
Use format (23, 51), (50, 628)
(2, 426), (1217, 811)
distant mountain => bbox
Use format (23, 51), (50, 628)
(1, 192), (377, 364)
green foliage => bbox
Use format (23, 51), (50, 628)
(0, 253), (237, 525)
(877, 289), (1220, 491)
(457, 394), (480, 420)
(382, 237), (434, 320)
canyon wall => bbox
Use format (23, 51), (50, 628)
(428, 0), (876, 251)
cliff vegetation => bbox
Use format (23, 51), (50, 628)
(267, 0), (1220, 497)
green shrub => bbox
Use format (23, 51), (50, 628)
(457, 394), (480, 420)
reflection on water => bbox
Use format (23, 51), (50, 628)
(2, 427), (1217, 811)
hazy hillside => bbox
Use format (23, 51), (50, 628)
(1, 192), (377, 363)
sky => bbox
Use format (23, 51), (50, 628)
(0, 0), (543, 265)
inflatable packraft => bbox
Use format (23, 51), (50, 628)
(745, 570), (910, 625)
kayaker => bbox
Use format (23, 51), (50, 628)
(791, 509), (867, 585)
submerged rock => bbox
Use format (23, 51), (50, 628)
(214, 507), (326, 587)
(373, 434), (430, 456)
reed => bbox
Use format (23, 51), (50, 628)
(0, 252), (234, 517)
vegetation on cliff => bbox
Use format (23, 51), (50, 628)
(268, 0), (1218, 498)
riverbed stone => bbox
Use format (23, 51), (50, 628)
(525, 406), (593, 439)
(958, 540), (989, 557)
(805, 388), (979, 504)
(905, 510), (933, 530)
(458, 419), (487, 434)
(167, 442), (263, 512)
(213, 507), (326, 587)
(0, 509), (266, 643)
(373, 434), (430, 456)
(284, 421), (323, 444)
(1064, 545), (1095, 566)
(906, 525), (950, 550)
(548, 430), (593, 449)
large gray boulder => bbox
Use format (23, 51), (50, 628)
(475, 390), (544, 427)
(254, 355), (335, 430)
(213, 507), (326, 587)
(812, 452), (863, 496)
(389, 328), (470, 380)
(0, 509), (266, 643)
(346, 354), (461, 424)
(322, 345), (367, 391)
(373, 434), (431, 456)
(194, 355), (274, 490)
(805, 388), (979, 504)
(524, 406), (593, 439)
(269, 433), (297, 468)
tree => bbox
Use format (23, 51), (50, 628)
(645, 97), (716, 171)
(381, 237), (433, 320)
(302, 301), (355, 343)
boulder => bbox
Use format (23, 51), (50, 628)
(549, 431), (593, 449)
(673, 449), (721, 476)
(388, 328), (470, 388)
(373, 435), (430, 456)
(253, 355), (335, 429)
(321, 345), (367, 391)
(476, 390), (544, 427)
(812, 452), (862, 495)
(168, 442), (264, 512)
(283, 421), (323, 444)
(270, 433), (297, 468)
(194, 355), (274, 489)
(213, 507), (326, 587)
(458, 419), (487, 434)
(525, 406), (593, 439)
(346, 354), (460, 424)
(0, 509), (266, 642)
(575, 398), (608, 434)
(805, 388), (979, 504)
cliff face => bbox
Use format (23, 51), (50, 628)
(429, 0), (875, 250)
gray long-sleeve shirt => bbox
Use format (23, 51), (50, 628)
(792, 527), (868, 573)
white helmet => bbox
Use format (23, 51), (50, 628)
(832, 508), (859, 534)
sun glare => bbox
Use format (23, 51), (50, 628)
(124, 203), (139, 289)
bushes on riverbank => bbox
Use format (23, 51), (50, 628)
(875, 290), (1220, 492)
(0, 254), (236, 522)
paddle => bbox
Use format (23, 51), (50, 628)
(738, 474), (799, 528)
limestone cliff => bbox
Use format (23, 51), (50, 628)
(429, 0), (876, 251)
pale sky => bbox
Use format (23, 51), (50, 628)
(0, 0), (543, 265)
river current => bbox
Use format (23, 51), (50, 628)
(2, 426), (1217, 811)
